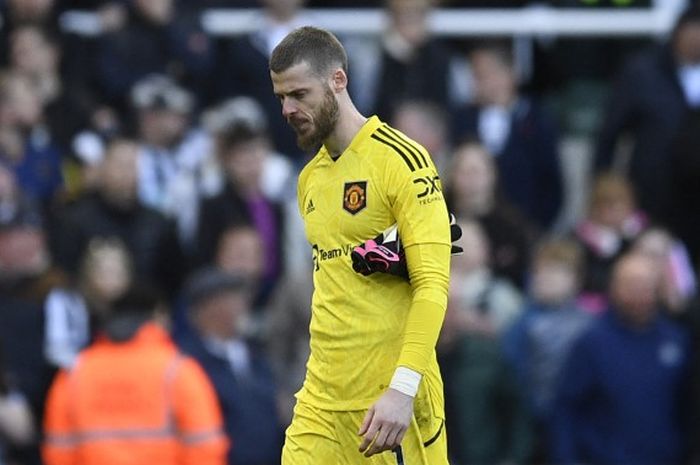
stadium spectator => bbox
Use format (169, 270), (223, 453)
(202, 96), (303, 277)
(573, 172), (647, 312)
(445, 140), (537, 288)
(178, 267), (283, 465)
(631, 227), (697, 314)
(44, 237), (133, 369)
(550, 252), (692, 465)
(202, 96), (295, 204)
(0, 71), (63, 209)
(391, 100), (452, 174)
(7, 24), (93, 153)
(215, 0), (312, 160)
(214, 226), (265, 290)
(262, 270), (313, 425)
(451, 42), (563, 229)
(0, 162), (42, 229)
(0, 345), (35, 465)
(0, 0), (58, 66)
(94, 0), (214, 112)
(352, 0), (468, 122)
(0, 221), (58, 464)
(53, 138), (183, 296)
(595, 6), (700, 221)
(196, 117), (285, 292)
(439, 219), (530, 465)
(676, 291), (700, 464)
(42, 285), (229, 465)
(172, 224), (267, 342)
(503, 238), (591, 460)
(131, 75), (219, 251)
(667, 108), (700, 268)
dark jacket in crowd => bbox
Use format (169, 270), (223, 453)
(372, 38), (455, 122)
(668, 109), (700, 266)
(503, 300), (591, 420)
(550, 310), (691, 465)
(7, 134), (63, 208)
(196, 182), (284, 279)
(178, 332), (282, 465)
(0, 274), (61, 465)
(595, 44), (690, 221)
(95, 6), (214, 110)
(53, 192), (183, 295)
(215, 34), (302, 160)
(452, 98), (563, 229)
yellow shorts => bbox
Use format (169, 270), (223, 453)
(281, 400), (449, 465)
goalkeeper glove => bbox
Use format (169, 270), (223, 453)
(351, 213), (463, 280)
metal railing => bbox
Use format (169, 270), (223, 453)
(60, 5), (684, 38)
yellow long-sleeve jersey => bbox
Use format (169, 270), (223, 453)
(296, 116), (451, 413)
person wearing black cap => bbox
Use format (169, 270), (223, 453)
(177, 268), (282, 465)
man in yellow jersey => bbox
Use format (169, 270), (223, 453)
(270, 26), (451, 465)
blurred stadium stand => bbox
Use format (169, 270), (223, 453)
(61, 3), (685, 37)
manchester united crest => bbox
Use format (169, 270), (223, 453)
(343, 181), (367, 214)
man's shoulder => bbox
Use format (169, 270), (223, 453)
(297, 153), (325, 192)
(573, 313), (609, 346)
(365, 122), (432, 173)
(657, 315), (691, 344)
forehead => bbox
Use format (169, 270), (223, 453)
(270, 62), (323, 93)
(616, 257), (658, 281)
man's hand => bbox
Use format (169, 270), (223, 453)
(351, 213), (463, 280)
(358, 388), (414, 457)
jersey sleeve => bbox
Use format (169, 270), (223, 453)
(382, 137), (451, 374)
(385, 148), (451, 248)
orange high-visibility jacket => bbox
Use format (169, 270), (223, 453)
(43, 322), (229, 465)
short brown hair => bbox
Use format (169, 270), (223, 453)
(269, 26), (348, 78)
(588, 172), (635, 213)
(533, 238), (584, 277)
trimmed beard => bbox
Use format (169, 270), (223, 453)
(296, 87), (339, 153)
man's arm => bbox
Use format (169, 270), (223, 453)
(42, 371), (76, 465)
(358, 243), (450, 456)
(172, 357), (229, 465)
(548, 335), (595, 464)
(359, 132), (451, 456)
(595, 60), (638, 173)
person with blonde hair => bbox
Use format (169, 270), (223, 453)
(574, 172), (647, 311)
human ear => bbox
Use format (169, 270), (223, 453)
(331, 68), (347, 93)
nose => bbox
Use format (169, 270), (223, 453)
(281, 98), (297, 119)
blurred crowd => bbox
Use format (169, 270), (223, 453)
(0, 0), (698, 464)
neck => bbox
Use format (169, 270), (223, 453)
(323, 101), (367, 158)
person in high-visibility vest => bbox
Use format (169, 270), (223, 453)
(42, 285), (229, 465)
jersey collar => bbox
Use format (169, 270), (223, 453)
(321, 115), (382, 162)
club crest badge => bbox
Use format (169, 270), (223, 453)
(343, 181), (367, 214)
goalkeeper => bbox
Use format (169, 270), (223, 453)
(270, 26), (456, 464)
